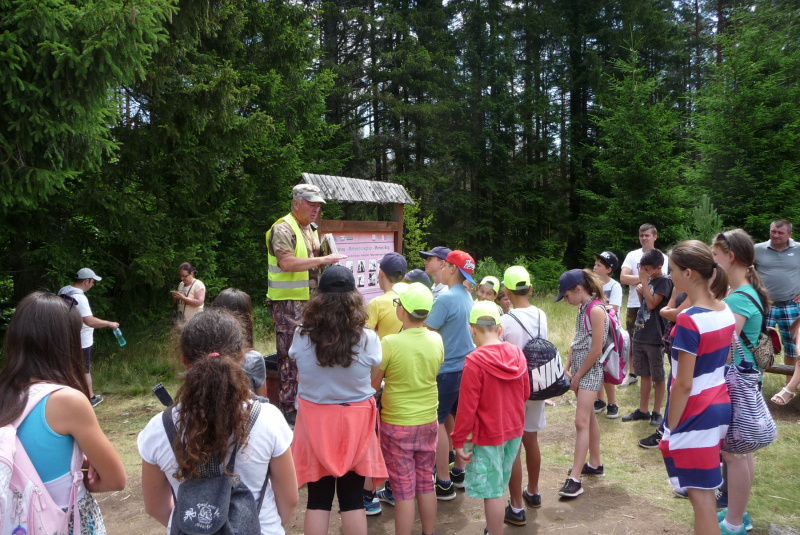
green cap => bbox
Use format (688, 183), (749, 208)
(479, 276), (500, 291)
(503, 266), (531, 291)
(395, 282), (434, 319)
(470, 301), (502, 326)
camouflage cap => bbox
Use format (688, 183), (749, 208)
(292, 184), (326, 203)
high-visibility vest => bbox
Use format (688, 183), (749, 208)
(267, 213), (319, 301)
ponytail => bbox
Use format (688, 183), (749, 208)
(173, 309), (253, 480)
(579, 269), (608, 303)
(712, 229), (770, 311)
(671, 240), (729, 300)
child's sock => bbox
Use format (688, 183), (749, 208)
(586, 462), (598, 470)
(451, 467), (464, 475)
(570, 477), (581, 484)
(722, 519), (742, 532)
(436, 477), (452, 487)
(510, 504), (524, 514)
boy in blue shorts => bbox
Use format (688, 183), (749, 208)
(371, 283), (444, 535)
(424, 250), (476, 500)
(452, 301), (530, 535)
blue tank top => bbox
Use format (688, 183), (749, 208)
(16, 394), (74, 482)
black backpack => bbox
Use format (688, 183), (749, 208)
(162, 401), (269, 535)
(507, 310), (570, 400)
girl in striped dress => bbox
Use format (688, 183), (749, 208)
(660, 241), (734, 535)
(555, 269), (608, 498)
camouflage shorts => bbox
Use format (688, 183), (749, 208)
(270, 299), (306, 413)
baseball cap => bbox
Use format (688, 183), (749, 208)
(76, 268), (102, 281)
(555, 269), (584, 302)
(404, 269), (432, 287)
(395, 282), (434, 319)
(480, 276), (500, 291)
(445, 250), (475, 284)
(418, 246), (451, 261)
(318, 265), (355, 292)
(292, 184), (326, 203)
(503, 266), (531, 291)
(593, 251), (619, 272)
(470, 300), (502, 326)
(379, 252), (408, 279)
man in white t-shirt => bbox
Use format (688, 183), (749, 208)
(619, 225), (669, 387)
(58, 267), (119, 408)
(499, 266), (548, 520)
(418, 246), (451, 300)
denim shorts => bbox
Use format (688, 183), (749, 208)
(436, 371), (462, 424)
(465, 437), (522, 499)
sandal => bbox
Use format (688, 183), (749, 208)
(771, 387), (797, 406)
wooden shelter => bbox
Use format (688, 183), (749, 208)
(300, 173), (414, 254)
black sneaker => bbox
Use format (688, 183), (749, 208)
(504, 503), (526, 526)
(567, 463), (604, 477)
(558, 478), (583, 498)
(283, 410), (297, 426)
(622, 408), (651, 422)
(593, 399), (607, 413)
(716, 490), (728, 510)
(523, 489), (541, 508)
(449, 462), (465, 489)
(638, 431), (662, 449)
(605, 404), (619, 419)
(436, 479), (456, 501)
(650, 411), (664, 427)
(90, 395), (104, 408)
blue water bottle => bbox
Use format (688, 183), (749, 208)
(113, 328), (127, 347)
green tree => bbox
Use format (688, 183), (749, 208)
(690, 2), (800, 239)
(581, 47), (687, 259)
(678, 194), (724, 243)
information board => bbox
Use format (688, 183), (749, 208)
(331, 231), (396, 303)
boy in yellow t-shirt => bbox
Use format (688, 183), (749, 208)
(366, 252), (407, 339)
(370, 283), (444, 535)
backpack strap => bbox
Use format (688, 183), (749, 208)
(584, 299), (604, 332)
(11, 383), (67, 427)
(732, 290), (767, 351)
(507, 312), (535, 340)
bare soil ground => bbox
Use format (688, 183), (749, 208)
(98, 396), (694, 535)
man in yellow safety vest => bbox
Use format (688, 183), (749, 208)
(267, 184), (347, 424)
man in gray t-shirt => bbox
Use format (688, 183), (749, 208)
(754, 219), (800, 365)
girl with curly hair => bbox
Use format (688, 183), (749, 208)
(138, 308), (298, 534)
(289, 265), (388, 535)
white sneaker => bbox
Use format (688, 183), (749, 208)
(619, 375), (638, 387)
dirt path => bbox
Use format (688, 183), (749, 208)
(98, 395), (692, 535)
(99, 465), (690, 535)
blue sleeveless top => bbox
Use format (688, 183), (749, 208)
(17, 394), (73, 482)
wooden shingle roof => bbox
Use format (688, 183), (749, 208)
(300, 173), (414, 205)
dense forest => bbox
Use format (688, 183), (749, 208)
(2, 0), (800, 321)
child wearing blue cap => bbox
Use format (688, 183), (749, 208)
(555, 269), (609, 498)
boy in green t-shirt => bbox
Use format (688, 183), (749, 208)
(370, 283), (444, 535)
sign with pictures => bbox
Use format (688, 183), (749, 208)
(334, 231), (396, 303)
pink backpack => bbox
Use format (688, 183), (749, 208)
(584, 299), (631, 385)
(0, 383), (86, 535)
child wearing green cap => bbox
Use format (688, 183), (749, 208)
(370, 283), (444, 535)
(499, 266), (547, 524)
(452, 301), (530, 535)
(476, 276), (500, 302)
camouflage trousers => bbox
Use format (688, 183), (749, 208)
(270, 299), (306, 414)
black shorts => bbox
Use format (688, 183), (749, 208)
(83, 347), (92, 371)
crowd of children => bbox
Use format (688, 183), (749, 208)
(0, 224), (789, 535)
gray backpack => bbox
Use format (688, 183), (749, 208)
(162, 401), (269, 535)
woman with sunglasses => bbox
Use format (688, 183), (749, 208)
(289, 265), (387, 535)
(0, 291), (127, 533)
(172, 262), (206, 322)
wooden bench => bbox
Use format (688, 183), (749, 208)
(765, 363), (796, 376)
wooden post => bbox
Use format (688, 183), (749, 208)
(391, 203), (404, 254)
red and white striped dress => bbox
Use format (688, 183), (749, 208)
(659, 305), (734, 489)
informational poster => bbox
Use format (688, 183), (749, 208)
(333, 231), (396, 303)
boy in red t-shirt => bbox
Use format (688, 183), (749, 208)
(452, 301), (530, 535)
